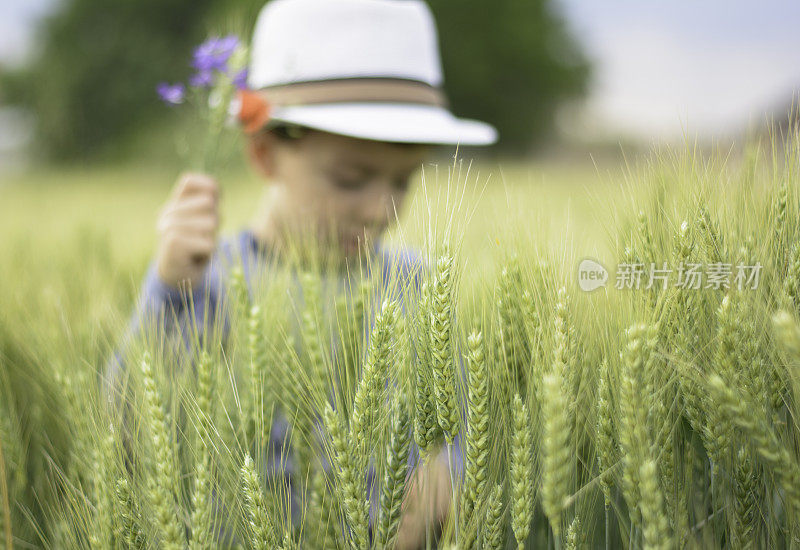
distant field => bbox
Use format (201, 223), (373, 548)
(0, 156), (626, 287)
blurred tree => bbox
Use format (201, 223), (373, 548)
(3, 0), (224, 160)
(3, 0), (588, 160)
(429, 0), (590, 154)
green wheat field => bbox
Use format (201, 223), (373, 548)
(3, 128), (800, 549)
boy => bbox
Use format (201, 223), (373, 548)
(110, 0), (496, 546)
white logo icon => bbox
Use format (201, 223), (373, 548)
(578, 259), (608, 292)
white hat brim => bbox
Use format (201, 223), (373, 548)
(266, 103), (498, 146)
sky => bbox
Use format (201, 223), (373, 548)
(556, 0), (800, 140)
(0, 0), (56, 68)
(2, 0), (800, 142)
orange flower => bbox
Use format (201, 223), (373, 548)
(237, 89), (271, 134)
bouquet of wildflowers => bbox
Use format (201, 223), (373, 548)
(157, 35), (257, 174)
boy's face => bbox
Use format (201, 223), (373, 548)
(250, 128), (431, 256)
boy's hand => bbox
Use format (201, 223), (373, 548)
(396, 453), (453, 550)
(155, 172), (220, 289)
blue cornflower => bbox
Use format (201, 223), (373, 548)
(191, 35), (239, 73)
(156, 82), (185, 105)
(189, 70), (215, 88)
(233, 68), (249, 90)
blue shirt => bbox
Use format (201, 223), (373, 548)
(105, 228), (463, 538)
(114, 229), (422, 361)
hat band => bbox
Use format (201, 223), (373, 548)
(254, 77), (449, 109)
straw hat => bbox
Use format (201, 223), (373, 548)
(238, 0), (498, 145)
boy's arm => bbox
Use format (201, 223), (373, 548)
(102, 258), (221, 407)
(102, 172), (221, 404)
(132, 260), (208, 333)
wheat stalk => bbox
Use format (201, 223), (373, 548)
(376, 392), (412, 549)
(0, 429), (12, 550)
(510, 393), (533, 548)
(139, 351), (185, 549)
(240, 454), (278, 549)
(462, 329), (490, 529)
(483, 482), (506, 550)
(430, 250), (460, 443)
